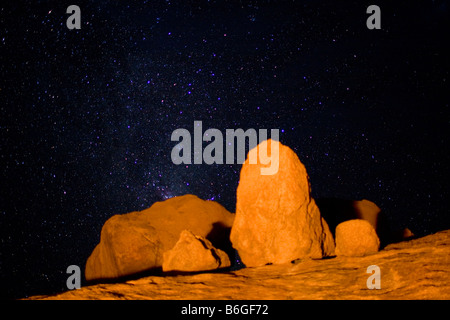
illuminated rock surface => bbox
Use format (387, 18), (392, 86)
(30, 230), (450, 300)
(230, 139), (335, 267)
(85, 195), (234, 281)
(162, 230), (231, 272)
(335, 219), (380, 257)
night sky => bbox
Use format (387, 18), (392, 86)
(1, 1), (449, 299)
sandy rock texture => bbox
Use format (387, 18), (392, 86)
(335, 219), (380, 256)
(85, 195), (234, 281)
(31, 230), (450, 300)
(230, 139), (335, 267)
(162, 230), (231, 272)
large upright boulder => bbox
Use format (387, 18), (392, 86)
(85, 195), (234, 281)
(230, 139), (335, 267)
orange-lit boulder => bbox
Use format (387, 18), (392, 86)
(335, 219), (380, 256)
(162, 230), (231, 272)
(230, 139), (335, 267)
(85, 195), (234, 281)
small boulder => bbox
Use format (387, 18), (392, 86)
(162, 230), (231, 272)
(230, 139), (335, 267)
(335, 219), (380, 256)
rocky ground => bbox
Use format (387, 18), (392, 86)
(29, 229), (450, 300)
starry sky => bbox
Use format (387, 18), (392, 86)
(1, 0), (449, 299)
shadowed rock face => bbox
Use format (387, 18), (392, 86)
(316, 198), (381, 232)
(30, 230), (450, 300)
(230, 139), (335, 267)
(85, 195), (234, 281)
(315, 198), (409, 248)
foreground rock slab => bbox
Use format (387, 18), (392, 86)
(31, 230), (450, 300)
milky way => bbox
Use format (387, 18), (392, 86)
(1, 1), (449, 298)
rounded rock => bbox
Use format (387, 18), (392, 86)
(335, 219), (380, 257)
